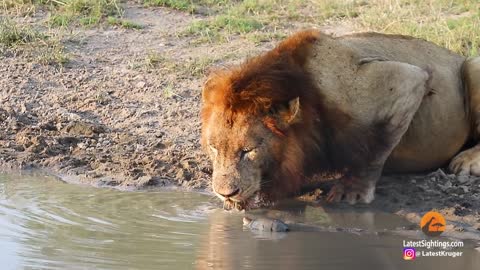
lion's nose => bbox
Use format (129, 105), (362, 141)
(217, 187), (240, 198)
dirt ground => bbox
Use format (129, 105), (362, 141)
(1, 2), (479, 237)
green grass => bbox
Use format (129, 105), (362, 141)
(176, 0), (479, 55)
(0, 19), (69, 65)
(142, 0), (229, 13)
(2, 0), (479, 63)
(183, 0), (290, 42)
(183, 56), (219, 77)
(186, 15), (263, 42)
(1, 0), (52, 16)
(128, 50), (222, 79)
(336, 0), (480, 56)
(107, 16), (143, 29)
(143, 0), (192, 11)
(4, 0), (133, 28)
(35, 39), (70, 65)
(143, 51), (164, 68)
(0, 18), (41, 47)
(47, 0), (123, 27)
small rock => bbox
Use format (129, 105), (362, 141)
(437, 169), (448, 178)
(153, 141), (166, 149)
(439, 180), (453, 191)
(176, 169), (185, 180)
(137, 175), (153, 186)
(181, 160), (196, 170)
(457, 175), (470, 184)
(136, 81), (146, 88)
(135, 144), (145, 151)
(64, 122), (104, 136)
(243, 217), (289, 232)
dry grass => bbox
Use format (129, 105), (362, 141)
(309, 0), (480, 56)
(47, 0), (123, 27)
(178, 0), (479, 56)
(1, 0), (478, 68)
(2, 0), (124, 27)
(128, 51), (225, 79)
(0, 18), (41, 46)
(107, 16), (143, 29)
(0, 19), (69, 65)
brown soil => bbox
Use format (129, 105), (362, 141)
(0, 3), (478, 237)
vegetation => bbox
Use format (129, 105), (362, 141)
(0, 0), (478, 68)
(180, 0), (479, 56)
(3, 0), (123, 27)
(0, 19), (69, 65)
(316, 0), (480, 56)
(142, 0), (228, 13)
(107, 16), (143, 29)
(47, 0), (123, 27)
(0, 18), (41, 47)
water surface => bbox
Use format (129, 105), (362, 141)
(0, 172), (478, 270)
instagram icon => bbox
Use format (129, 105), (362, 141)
(403, 248), (416, 260)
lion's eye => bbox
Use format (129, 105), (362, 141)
(240, 148), (254, 160)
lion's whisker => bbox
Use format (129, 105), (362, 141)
(260, 180), (273, 187)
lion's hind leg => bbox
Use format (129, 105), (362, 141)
(450, 57), (480, 175)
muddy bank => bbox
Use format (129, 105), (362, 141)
(1, 5), (213, 190)
(1, 3), (479, 235)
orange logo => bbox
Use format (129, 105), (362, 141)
(420, 211), (446, 237)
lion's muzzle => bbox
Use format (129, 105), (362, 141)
(215, 185), (240, 199)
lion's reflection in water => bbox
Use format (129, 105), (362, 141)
(194, 202), (479, 270)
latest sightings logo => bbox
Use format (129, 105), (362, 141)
(403, 248), (416, 260)
(420, 211), (446, 237)
(402, 211), (464, 260)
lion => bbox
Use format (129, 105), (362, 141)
(201, 30), (480, 209)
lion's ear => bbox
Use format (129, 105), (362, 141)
(202, 72), (226, 105)
(272, 97), (301, 126)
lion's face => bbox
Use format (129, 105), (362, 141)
(201, 30), (319, 209)
(203, 111), (282, 209)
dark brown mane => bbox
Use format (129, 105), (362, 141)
(203, 30), (321, 117)
(202, 30), (391, 202)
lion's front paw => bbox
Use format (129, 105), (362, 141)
(326, 180), (376, 205)
(449, 146), (480, 176)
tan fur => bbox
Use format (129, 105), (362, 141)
(201, 30), (480, 208)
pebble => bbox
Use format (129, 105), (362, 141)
(243, 217), (289, 232)
(457, 175), (470, 184)
(136, 81), (146, 88)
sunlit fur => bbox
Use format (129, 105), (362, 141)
(201, 30), (390, 207)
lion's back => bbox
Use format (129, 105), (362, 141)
(338, 32), (465, 69)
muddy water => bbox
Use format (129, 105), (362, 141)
(0, 172), (478, 270)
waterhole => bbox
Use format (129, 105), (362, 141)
(0, 172), (478, 270)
